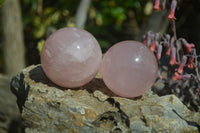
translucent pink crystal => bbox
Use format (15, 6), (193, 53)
(101, 41), (158, 98)
(41, 27), (102, 88)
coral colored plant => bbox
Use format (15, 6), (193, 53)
(143, 0), (200, 112)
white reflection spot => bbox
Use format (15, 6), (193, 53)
(77, 45), (80, 49)
(135, 57), (139, 62)
(45, 49), (51, 57)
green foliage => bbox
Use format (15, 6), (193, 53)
(0, 0), (5, 8)
(86, 0), (144, 50)
(37, 40), (45, 54)
(21, 0), (146, 57)
(32, 9), (60, 38)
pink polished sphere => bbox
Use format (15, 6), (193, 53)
(101, 41), (158, 98)
(41, 27), (102, 88)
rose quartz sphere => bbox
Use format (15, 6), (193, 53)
(41, 27), (102, 88)
(101, 41), (158, 98)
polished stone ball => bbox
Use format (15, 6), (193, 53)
(101, 41), (158, 98)
(41, 27), (102, 88)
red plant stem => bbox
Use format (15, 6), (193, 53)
(153, 0), (161, 11)
(172, 20), (177, 41)
(170, 47), (177, 65)
(171, 0), (177, 12)
(161, 0), (166, 10)
(168, 0), (177, 20)
(171, 20), (180, 63)
(178, 55), (187, 73)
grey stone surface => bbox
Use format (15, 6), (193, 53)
(0, 74), (23, 133)
(11, 65), (200, 133)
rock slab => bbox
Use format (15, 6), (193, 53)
(11, 65), (200, 133)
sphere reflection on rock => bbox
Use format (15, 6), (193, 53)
(101, 41), (158, 98)
(41, 27), (102, 88)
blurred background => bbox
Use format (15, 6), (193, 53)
(0, 0), (200, 132)
(0, 0), (200, 76)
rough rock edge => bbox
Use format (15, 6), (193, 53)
(10, 65), (200, 132)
